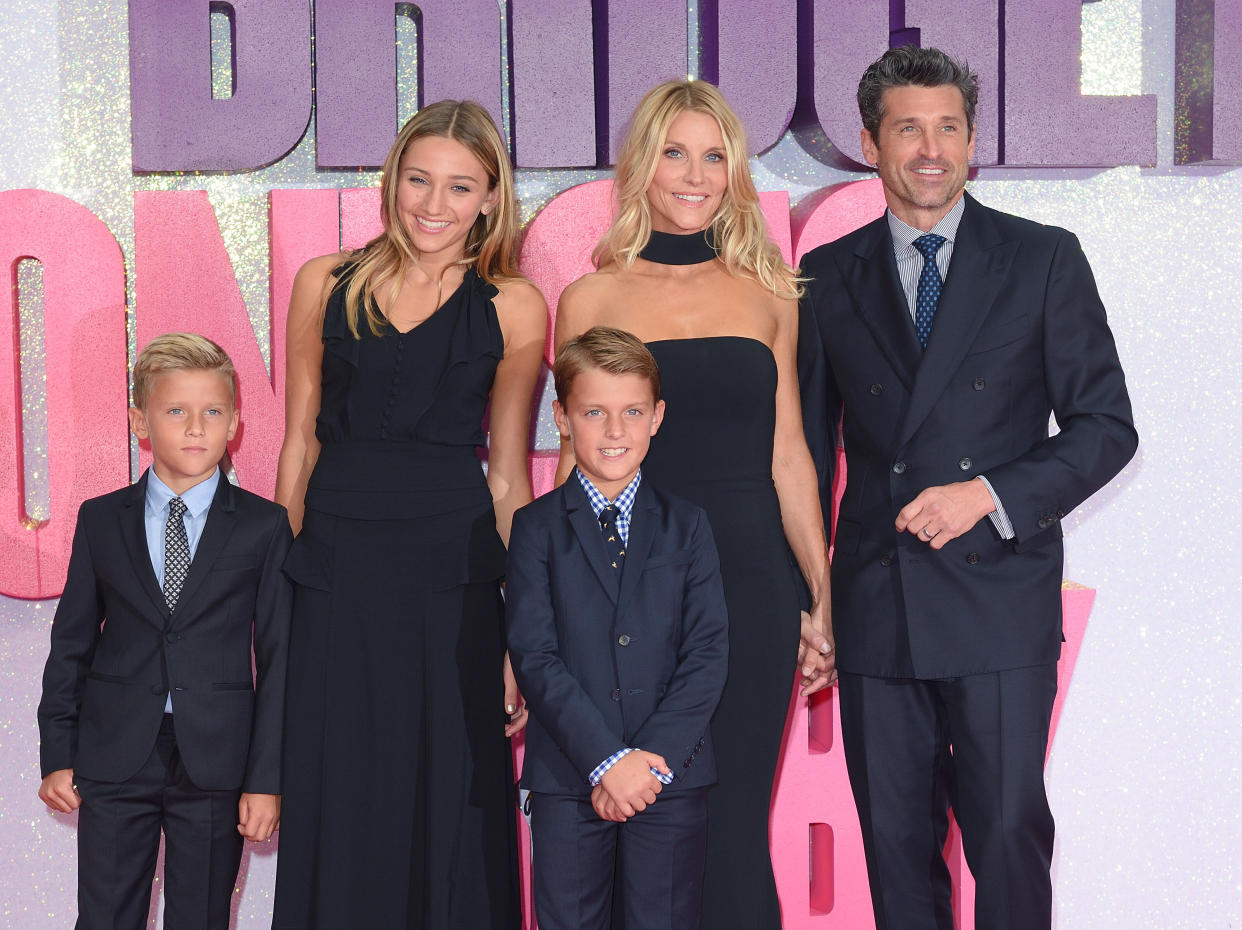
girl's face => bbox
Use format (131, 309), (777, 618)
(645, 110), (728, 235)
(394, 134), (499, 261)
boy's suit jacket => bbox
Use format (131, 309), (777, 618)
(38, 469), (293, 793)
(798, 192), (1137, 679)
(506, 475), (728, 796)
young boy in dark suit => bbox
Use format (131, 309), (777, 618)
(37, 332), (293, 930)
(506, 326), (728, 930)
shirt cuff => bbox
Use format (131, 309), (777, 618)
(588, 747), (674, 786)
(977, 475), (1015, 540)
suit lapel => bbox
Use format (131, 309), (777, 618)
(564, 480), (620, 603)
(899, 194), (1018, 447)
(617, 481), (658, 608)
(168, 473), (238, 627)
(121, 472), (172, 626)
(846, 219), (921, 391)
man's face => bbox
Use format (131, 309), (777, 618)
(861, 83), (975, 231)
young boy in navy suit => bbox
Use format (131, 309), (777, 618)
(506, 326), (728, 930)
(37, 333), (292, 930)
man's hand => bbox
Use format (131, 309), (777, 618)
(38, 769), (80, 813)
(237, 793), (281, 842)
(599, 751), (668, 818)
(896, 478), (996, 550)
(798, 601), (838, 696)
(503, 651), (528, 738)
(590, 784), (627, 822)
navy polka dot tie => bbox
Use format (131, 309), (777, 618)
(913, 233), (947, 349)
(163, 497), (190, 610)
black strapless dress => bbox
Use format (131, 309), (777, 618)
(272, 265), (520, 929)
(644, 336), (801, 929)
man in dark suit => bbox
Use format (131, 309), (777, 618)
(507, 327), (728, 930)
(37, 333), (292, 930)
(797, 47), (1138, 930)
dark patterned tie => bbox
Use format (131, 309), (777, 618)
(598, 505), (626, 571)
(913, 233), (947, 349)
(163, 497), (190, 610)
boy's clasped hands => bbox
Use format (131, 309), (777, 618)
(591, 750), (672, 822)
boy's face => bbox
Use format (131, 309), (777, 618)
(129, 369), (238, 495)
(553, 368), (665, 500)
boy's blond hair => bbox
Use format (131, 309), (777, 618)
(132, 333), (236, 409)
(553, 326), (661, 405)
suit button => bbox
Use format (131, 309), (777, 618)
(966, 552), (980, 565)
(972, 378), (986, 391)
(1056, 509), (1065, 518)
(958, 457), (972, 471)
(892, 461), (907, 475)
(869, 383), (884, 396)
(150, 684), (163, 695)
(165, 632), (180, 644)
(1037, 517), (1051, 529)
(617, 634), (631, 646)
(610, 689), (622, 702)
(880, 555), (893, 567)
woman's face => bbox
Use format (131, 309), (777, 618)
(393, 134), (499, 261)
(645, 110), (728, 235)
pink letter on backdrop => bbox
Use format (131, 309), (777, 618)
(1003, 0), (1155, 166)
(314, 0), (504, 168)
(793, 178), (887, 262)
(128, 0), (311, 171)
(135, 190), (336, 498)
(0, 191), (127, 599)
(511, 0), (596, 168)
(714, 0), (799, 155)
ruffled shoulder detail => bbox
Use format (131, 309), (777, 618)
(321, 261), (361, 367)
(444, 266), (505, 367)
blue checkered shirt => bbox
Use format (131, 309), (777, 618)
(575, 469), (674, 787)
(575, 467), (640, 546)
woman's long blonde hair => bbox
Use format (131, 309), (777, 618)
(594, 80), (802, 300)
(341, 100), (523, 336)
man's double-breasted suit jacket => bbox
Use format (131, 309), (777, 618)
(506, 475), (728, 796)
(38, 470), (293, 793)
(799, 192), (1138, 679)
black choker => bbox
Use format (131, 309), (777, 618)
(639, 229), (718, 265)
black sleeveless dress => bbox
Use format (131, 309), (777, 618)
(644, 336), (800, 929)
(272, 265), (520, 929)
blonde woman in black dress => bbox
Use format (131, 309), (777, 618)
(556, 80), (836, 928)
(273, 101), (546, 929)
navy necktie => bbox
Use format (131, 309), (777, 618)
(163, 497), (190, 610)
(598, 505), (625, 571)
(913, 233), (947, 349)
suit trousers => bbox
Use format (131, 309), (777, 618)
(839, 664), (1058, 930)
(74, 714), (243, 930)
(529, 788), (708, 930)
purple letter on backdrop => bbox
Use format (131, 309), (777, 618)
(315, 0), (503, 168)
(604, 0), (687, 162)
(1004, 0), (1155, 166)
(713, 0), (798, 156)
(1175, 0), (1242, 163)
(810, 0), (888, 167)
(908, 0), (1000, 166)
(512, 0), (596, 168)
(129, 0), (310, 171)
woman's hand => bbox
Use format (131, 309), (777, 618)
(503, 651), (529, 737)
(798, 600), (837, 696)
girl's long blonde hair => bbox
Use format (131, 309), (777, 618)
(342, 100), (523, 336)
(594, 80), (802, 300)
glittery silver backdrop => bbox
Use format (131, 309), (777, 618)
(2, 1), (1239, 927)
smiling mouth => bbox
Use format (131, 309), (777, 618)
(416, 216), (450, 230)
(673, 193), (708, 204)
(599, 448), (629, 458)
(911, 166), (947, 176)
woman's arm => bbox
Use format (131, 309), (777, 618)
(488, 278), (548, 545)
(274, 254), (340, 534)
(769, 294), (837, 694)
